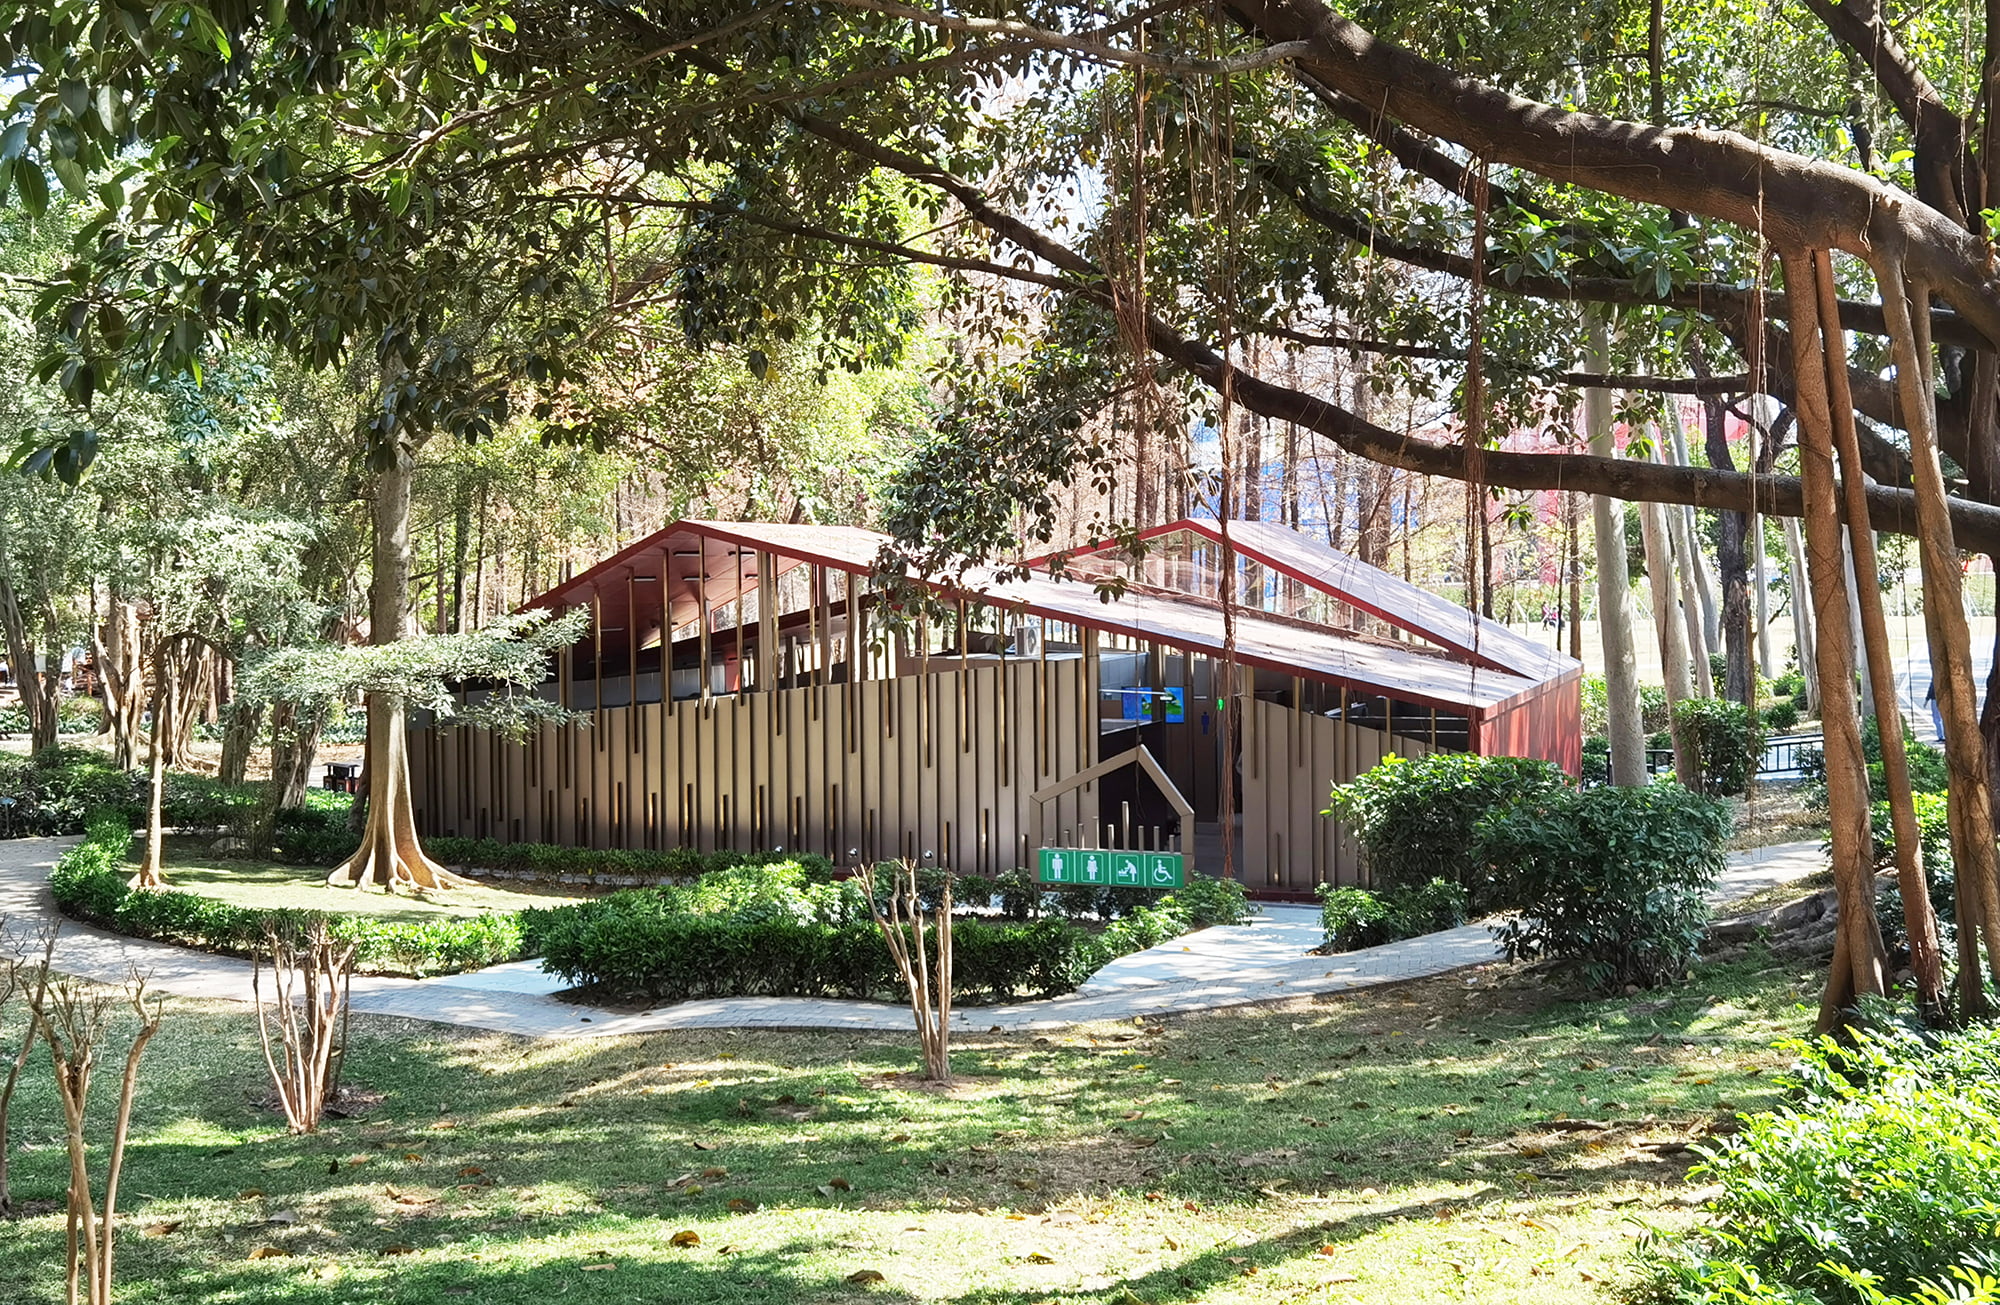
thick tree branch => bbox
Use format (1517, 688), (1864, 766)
(1229, 0), (2000, 347)
(1247, 152), (1983, 347)
(1149, 318), (2000, 552)
(1257, 325), (1751, 394)
(1797, 0), (1970, 221)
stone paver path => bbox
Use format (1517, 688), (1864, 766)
(0, 837), (1827, 1039)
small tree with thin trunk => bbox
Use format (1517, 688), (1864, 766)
(34, 970), (165, 1305)
(857, 859), (955, 1084)
(252, 917), (358, 1133)
(238, 609), (584, 891)
(0, 920), (57, 1217)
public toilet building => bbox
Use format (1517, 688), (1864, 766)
(411, 518), (1582, 895)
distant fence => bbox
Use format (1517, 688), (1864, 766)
(1646, 731), (1822, 782)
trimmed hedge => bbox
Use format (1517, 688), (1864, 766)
(49, 810), (525, 977)
(528, 863), (1221, 1003)
(427, 836), (835, 885)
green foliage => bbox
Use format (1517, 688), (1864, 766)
(530, 864), (1207, 1004)
(1580, 674), (1609, 736)
(239, 609), (588, 740)
(1582, 735), (1612, 786)
(1672, 697), (1765, 797)
(1761, 700), (1799, 731)
(1315, 878), (1469, 953)
(0, 746), (139, 836)
(49, 807), (522, 977)
(151, 775), (357, 864)
(1873, 792), (1957, 953)
(1162, 877), (1254, 927)
(425, 836), (835, 885)
(1772, 671), (1807, 701)
(1483, 783), (1731, 992)
(1640, 684), (1673, 734)
(1640, 1022), (2000, 1304)
(1325, 752), (1567, 912)
(1802, 718), (1950, 812)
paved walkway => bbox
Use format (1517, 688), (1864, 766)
(0, 838), (1827, 1040)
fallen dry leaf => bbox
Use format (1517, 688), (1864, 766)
(1024, 1252), (1056, 1265)
(580, 1263), (615, 1272)
(143, 1221), (183, 1238)
(726, 1198), (760, 1213)
(701, 1166), (728, 1180)
(846, 1270), (887, 1285)
(379, 1245), (416, 1257)
(670, 1230), (702, 1248)
(246, 1246), (289, 1260)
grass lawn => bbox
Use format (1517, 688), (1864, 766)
(0, 952), (1816, 1304)
(154, 839), (585, 922)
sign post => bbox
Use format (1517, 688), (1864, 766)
(1038, 848), (1184, 888)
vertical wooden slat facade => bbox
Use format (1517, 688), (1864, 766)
(415, 658), (1100, 872)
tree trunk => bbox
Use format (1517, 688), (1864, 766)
(1583, 321), (1646, 785)
(0, 574), (58, 755)
(93, 591), (142, 770)
(1638, 492), (1696, 787)
(1780, 248), (1888, 1029)
(1702, 398), (1756, 704)
(327, 446), (465, 892)
(1665, 420), (1722, 661)
(1656, 439), (1716, 697)
(1843, 539), (1874, 719)
(1874, 263), (2000, 1013)
(1812, 249), (1947, 1019)
(1750, 405), (1777, 679)
(1783, 515), (1820, 713)
(133, 642), (175, 889)
(267, 700), (324, 812)
(217, 690), (262, 787)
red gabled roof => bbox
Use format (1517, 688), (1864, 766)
(522, 518), (1577, 716)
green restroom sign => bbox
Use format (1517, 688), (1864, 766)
(1038, 848), (1185, 888)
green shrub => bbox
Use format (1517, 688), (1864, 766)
(1640, 1022), (2000, 1304)
(1325, 752), (1566, 912)
(1316, 877), (1468, 952)
(1761, 699), (1799, 731)
(58, 696), (105, 734)
(1639, 683), (1672, 734)
(1580, 675), (1609, 736)
(1672, 697), (1765, 797)
(1581, 735), (1611, 786)
(1481, 782), (1731, 991)
(991, 868), (1047, 920)
(1804, 718), (1949, 811)
(0, 747), (140, 836)
(1161, 876), (1252, 927)
(49, 807), (522, 977)
(1772, 671), (1806, 700)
